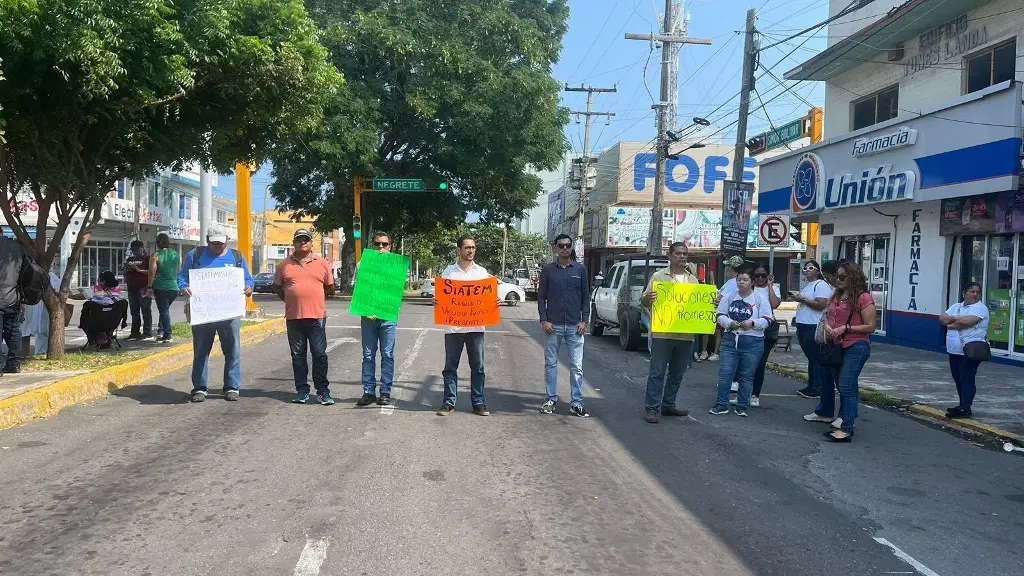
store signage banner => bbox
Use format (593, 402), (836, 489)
(720, 181), (754, 259)
(188, 268), (245, 325)
(995, 190), (1024, 233)
(937, 192), (1024, 236)
(606, 206), (673, 248)
(650, 282), (718, 334)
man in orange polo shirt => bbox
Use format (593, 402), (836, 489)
(274, 229), (336, 405)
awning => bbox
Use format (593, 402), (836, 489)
(784, 0), (991, 81)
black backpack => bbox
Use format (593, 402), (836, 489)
(192, 247), (243, 269)
(18, 248), (50, 305)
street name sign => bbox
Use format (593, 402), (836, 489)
(373, 178), (424, 192)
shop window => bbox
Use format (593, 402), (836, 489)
(851, 85), (899, 131)
(148, 181), (160, 207)
(215, 208), (228, 224)
(965, 39), (1016, 94)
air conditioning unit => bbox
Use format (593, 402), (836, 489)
(888, 44), (905, 62)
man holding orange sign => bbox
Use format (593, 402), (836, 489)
(434, 235), (501, 417)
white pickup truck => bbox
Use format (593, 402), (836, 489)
(590, 255), (669, 351)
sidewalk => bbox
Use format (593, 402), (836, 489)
(766, 318), (1024, 437)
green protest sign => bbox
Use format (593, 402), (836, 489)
(349, 250), (410, 321)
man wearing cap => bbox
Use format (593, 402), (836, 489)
(178, 227), (254, 403)
(275, 229), (336, 405)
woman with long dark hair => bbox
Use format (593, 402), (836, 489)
(750, 263), (782, 407)
(940, 282), (989, 419)
(788, 260), (832, 398)
(806, 262), (876, 442)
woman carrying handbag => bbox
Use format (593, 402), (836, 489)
(939, 282), (990, 419)
(803, 262), (876, 442)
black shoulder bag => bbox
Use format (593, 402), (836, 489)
(818, 296), (855, 368)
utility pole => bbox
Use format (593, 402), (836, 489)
(564, 84), (616, 243)
(199, 169), (213, 244)
(627, 0), (711, 255)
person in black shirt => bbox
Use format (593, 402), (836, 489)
(122, 240), (154, 341)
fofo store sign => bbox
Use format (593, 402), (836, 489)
(791, 152), (916, 213)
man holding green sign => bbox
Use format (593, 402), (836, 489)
(349, 237), (409, 407)
(641, 242), (719, 424)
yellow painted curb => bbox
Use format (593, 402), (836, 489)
(767, 360), (1024, 443)
(0, 318), (287, 431)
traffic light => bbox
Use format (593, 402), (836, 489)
(806, 106), (823, 144)
(352, 215), (362, 239)
(439, 182), (448, 191)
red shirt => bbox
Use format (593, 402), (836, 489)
(826, 292), (875, 348)
(274, 254), (333, 320)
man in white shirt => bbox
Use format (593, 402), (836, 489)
(436, 235), (497, 417)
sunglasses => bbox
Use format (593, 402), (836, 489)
(753, 273), (768, 278)
(803, 267), (818, 272)
(374, 241), (390, 248)
(555, 243), (572, 249)
(295, 237), (312, 243)
(836, 274), (848, 281)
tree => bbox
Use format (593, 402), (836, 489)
(403, 223), (549, 280)
(268, 0), (570, 286)
(0, 0), (340, 357)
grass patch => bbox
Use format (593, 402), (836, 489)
(23, 350), (150, 372)
(859, 388), (912, 410)
(171, 320), (260, 340)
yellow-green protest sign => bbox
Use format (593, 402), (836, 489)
(651, 282), (718, 334)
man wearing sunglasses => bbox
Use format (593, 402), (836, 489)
(356, 231), (400, 407)
(275, 229), (336, 405)
(538, 234), (591, 418)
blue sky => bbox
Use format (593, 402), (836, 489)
(225, 0), (832, 208)
(556, 0), (830, 154)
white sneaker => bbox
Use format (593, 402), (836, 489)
(803, 412), (833, 423)
(749, 396), (760, 407)
(730, 382), (739, 392)
(728, 397), (738, 405)
(831, 417), (843, 429)
(708, 354), (720, 362)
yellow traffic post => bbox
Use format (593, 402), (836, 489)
(805, 107), (824, 260)
(235, 163), (260, 313)
(353, 176), (363, 263)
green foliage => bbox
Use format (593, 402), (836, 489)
(0, 0), (340, 356)
(268, 0), (570, 240)
(405, 223), (550, 278)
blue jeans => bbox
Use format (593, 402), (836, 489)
(544, 324), (585, 406)
(127, 290), (153, 336)
(948, 353), (980, 413)
(795, 323), (819, 392)
(814, 340), (870, 433)
(191, 318), (241, 392)
(1, 310), (22, 369)
(715, 334), (764, 408)
(646, 338), (693, 411)
(644, 313), (693, 368)
(361, 317), (397, 395)
(442, 332), (485, 407)
(287, 318), (329, 394)
(153, 290), (177, 339)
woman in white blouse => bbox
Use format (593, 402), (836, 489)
(939, 282), (990, 419)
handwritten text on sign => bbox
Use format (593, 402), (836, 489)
(434, 278), (501, 327)
(349, 250), (410, 322)
(651, 282), (718, 334)
(189, 267), (245, 325)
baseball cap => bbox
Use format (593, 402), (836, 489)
(293, 228), (313, 241)
(206, 226), (228, 244)
(724, 255), (745, 269)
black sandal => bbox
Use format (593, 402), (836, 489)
(824, 430), (853, 442)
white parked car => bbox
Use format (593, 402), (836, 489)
(422, 278), (524, 306)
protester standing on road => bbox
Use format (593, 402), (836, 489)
(178, 227), (254, 403)
(436, 235), (496, 417)
(789, 260), (832, 398)
(709, 270), (773, 417)
(940, 282), (989, 419)
(0, 236), (25, 373)
(806, 262), (876, 442)
(641, 242), (701, 424)
(123, 240), (154, 341)
(538, 233), (591, 418)
(275, 229), (336, 406)
(750, 264), (782, 408)
(148, 233), (180, 344)
(357, 231), (399, 407)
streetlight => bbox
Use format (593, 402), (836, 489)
(667, 142), (706, 160)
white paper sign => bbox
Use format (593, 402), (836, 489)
(189, 267), (245, 325)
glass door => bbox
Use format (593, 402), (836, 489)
(1015, 234), (1024, 355)
(839, 236), (889, 333)
(984, 235), (1015, 352)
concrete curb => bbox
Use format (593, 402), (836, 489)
(766, 360), (1024, 444)
(0, 318), (288, 431)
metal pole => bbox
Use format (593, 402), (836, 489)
(648, 0), (674, 256)
(199, 169), (213, 243)
(132, 179), (141, 238)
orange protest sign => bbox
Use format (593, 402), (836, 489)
(434, 277), (501, 327)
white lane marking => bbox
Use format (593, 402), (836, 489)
(327, 325), (515, 334)
(381, 329), (429, 415)
(293, 536), (330, 576)
(325, 337), (358, 352)
(873, 537), (940, 576)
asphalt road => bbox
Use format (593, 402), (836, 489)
(1, 300), (1022, 575)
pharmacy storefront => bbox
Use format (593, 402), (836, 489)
(758, 82), (1023, 359)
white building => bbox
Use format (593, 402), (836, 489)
(517, 151), (573, 236)
(758, 0), (1023, 361)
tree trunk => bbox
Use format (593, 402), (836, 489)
(338, 229), (356, 295)
(43, 289), (67, 360)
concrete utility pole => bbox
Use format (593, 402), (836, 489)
(731, 8), (757, 189)
(627, 0), (711, 255)
(199, 169), (213, 243)
(564, 84), (616, 241)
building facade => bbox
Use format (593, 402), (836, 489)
(759, 0), (1024, 361)
(256, 209), (341, 277)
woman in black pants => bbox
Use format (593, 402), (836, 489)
(751, 264), (782, 406)
(788, 260), (833, 398)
